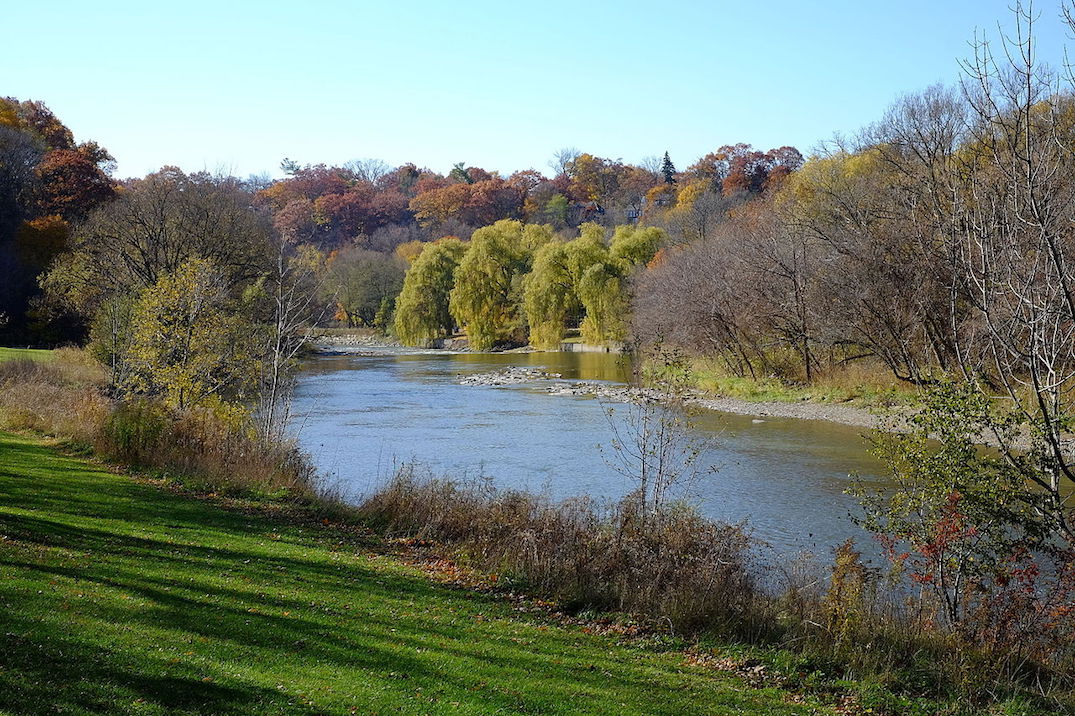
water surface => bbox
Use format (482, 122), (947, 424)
(291, 349), (889, 557)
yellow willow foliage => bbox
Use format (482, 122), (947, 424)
(449, 220), (553, 350)
(577, 262), (626, 345)
(523, 240), (575, 349)
(610, 225), (663, 266)
(394, 238), (466, 346)
(395, 240), (427, 265)
(565, 223), (609, 282)
(783, 149), (889, 221)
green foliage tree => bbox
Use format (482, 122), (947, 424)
(393, 238), (466, 346)
(523, 240), (576, 349)
(122, 258), (260, 412)
(449, 220), (553, 350)
(851, 383), (1050, 627)
(542, 193), (570, 229)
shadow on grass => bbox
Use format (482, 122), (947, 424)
(0, 432), (813, 715)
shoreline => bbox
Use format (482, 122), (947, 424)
(542, 379), (886, 431)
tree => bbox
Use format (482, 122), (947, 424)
(660, 151), (677, 184)
(343, 157), (391, 184)
(394, 238), (466, 346)
(34, 147), (116, 222)
(45, 167), (272, 314)
(573, 224), (662, 345)
(409, 183), (470, 227)
(449, 220), (553, 350)
(523, 240), (576, 349)
(603, 346), (713, 525)
(541, 193), (570, 228)
(252, 242), (327, 442)
(323, 247), (405, 327)
(122, 258), (260, 412)
(0, 98), (115, 343)
(852, 383), (1056, 628)
(548, 147), (580, 177)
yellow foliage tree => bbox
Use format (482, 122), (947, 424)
(123, 258), (260, 412)
(449, 220), (553, 350)
(394, 238), (467, 346)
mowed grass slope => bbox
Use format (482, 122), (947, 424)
(0, 433), (826, 715)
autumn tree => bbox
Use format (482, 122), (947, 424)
(394, 238), (467, 346)
(523, 240), (577, 349)
(122, 258), (260, 412)
(323, 247), (405, 328)
(45, 167), (272, 314)
(449, 220), (553, 350)
(574, 226), (658, 345)
(0, 98), (115, 342)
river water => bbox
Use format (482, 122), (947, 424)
(291, 348), (890, 558)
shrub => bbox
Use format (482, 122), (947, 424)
(359, 466), (759, 635)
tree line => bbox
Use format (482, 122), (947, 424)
(393, 220), (663, 350)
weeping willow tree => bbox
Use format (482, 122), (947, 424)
(393, 238), (466, 346)
(449, 220), (553, 350)
(522, 223), (664, 347)
(576, 224), (664, 345)
(523, 241), (576, 350)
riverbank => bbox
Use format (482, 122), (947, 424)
(0, 431), (834, 715)
(548, 380), (886, 430)
(455, 366), (887, 431)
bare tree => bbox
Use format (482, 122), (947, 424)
(344, 157), (391, 184)
(951, 1), (1075, 541)
(548, 147), (580, 177)
(602, 346), (714, 525)
(256, 240), (331, 443)
(44, 167), (273, 313)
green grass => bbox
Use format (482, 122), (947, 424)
(0, 347), (53, 362)
(677, 356), (920, 408)
(0, 432), (827, 715)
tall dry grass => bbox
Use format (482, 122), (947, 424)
(0, 350), (110, 443)
(0, 348), (318, 500)
(362, 466), (767, 635)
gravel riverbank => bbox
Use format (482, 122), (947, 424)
(460, 367), (886, 430)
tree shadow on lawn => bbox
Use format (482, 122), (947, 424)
(0, 434), (814, 715)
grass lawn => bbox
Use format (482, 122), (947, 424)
(0, 347), (53, 362)
(0, 433), (828, 715)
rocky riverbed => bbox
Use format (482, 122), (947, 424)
(459, 367), (562, 386)
(459, 368), (1075, 455)
(459, 368), (885, 429)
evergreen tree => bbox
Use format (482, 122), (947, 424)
(660, 151), (677, 184)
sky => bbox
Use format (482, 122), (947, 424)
(5, 0), (1073, 179)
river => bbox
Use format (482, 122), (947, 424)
(291, 348), (890, 559)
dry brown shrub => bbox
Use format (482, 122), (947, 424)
(359, 467), (759, 634)
(98, 400), (317, 498)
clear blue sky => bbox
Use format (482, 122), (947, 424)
(4, 0), (1071, 179)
